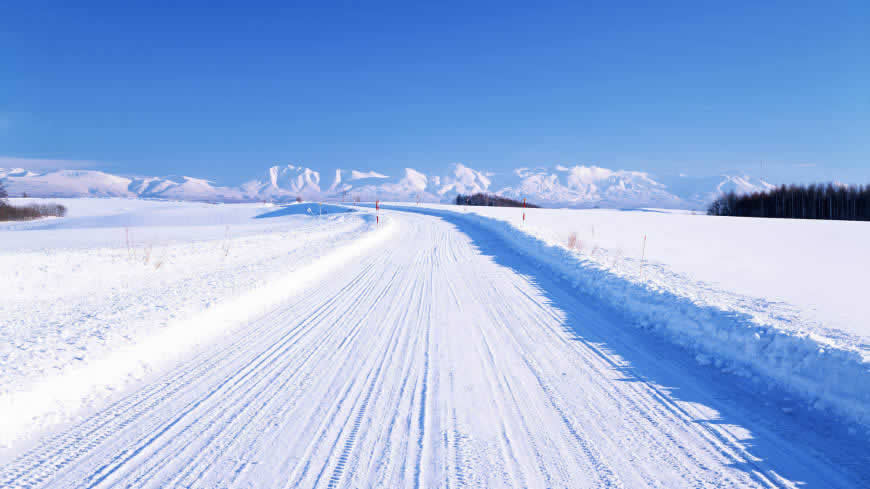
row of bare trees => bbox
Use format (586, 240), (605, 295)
(708, 183), (870, 221)
(455, 193), (539, 208)
(0, 181), (68, 221)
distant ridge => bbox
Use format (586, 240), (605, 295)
(0, 164), (776, 209)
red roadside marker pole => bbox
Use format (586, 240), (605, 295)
(523, 198), (526, 223)
(376, 200), (380, 226)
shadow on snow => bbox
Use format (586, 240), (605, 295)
(388, 204), (870, 489)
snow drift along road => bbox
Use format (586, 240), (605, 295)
(1, 208), (866, 488)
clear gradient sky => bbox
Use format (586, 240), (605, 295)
(2, 1), (867, 186)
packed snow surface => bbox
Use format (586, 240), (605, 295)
(1, 200), (867, 488)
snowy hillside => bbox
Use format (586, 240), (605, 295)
(240, 165), (325, 201)
(2, 164), (776, 208)
(0, 168), (245, 201)
(0, 169), (135, 198)
(496, 166), (685, 208)
(659, 173), (777, 206)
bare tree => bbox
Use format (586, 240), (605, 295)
(0, 180), (8, 205)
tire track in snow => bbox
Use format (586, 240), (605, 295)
(289, 265), (407, 488)
(322, 268), (411, 489)
(459, 216), (790, 488)
(494, 280), (717, 488)
(81, 275), (370, 489)
(2, 248), (385, 488)
(507, 272), (791, 488)
(164, 261), (390, 487)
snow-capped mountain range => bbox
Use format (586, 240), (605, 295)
(0, 164), (776, 209)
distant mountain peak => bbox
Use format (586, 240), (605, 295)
(1, 164), (780, 209)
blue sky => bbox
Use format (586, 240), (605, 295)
(2, 1), (867, 186)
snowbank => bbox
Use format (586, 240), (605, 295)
(431, 205), (869, 344)
(382, 204), (870, 429)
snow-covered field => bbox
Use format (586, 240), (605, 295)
(1, 198), (867, 488)
(0, 199), (387, 448)
(431, 204), (869, 345)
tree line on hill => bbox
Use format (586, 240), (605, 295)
(455, 193), (540, 208)
(0, 181), (68, 221)
(708, 183), (870, 221)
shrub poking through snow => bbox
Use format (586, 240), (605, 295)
(126, 228), (133, 260)
(221, 225), (231, 257)
(0, 200), (68, 221)
(567, 233), (578, 250)
(0, 182), (68, 220)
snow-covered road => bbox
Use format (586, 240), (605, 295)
(2, 209), (867, 488)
